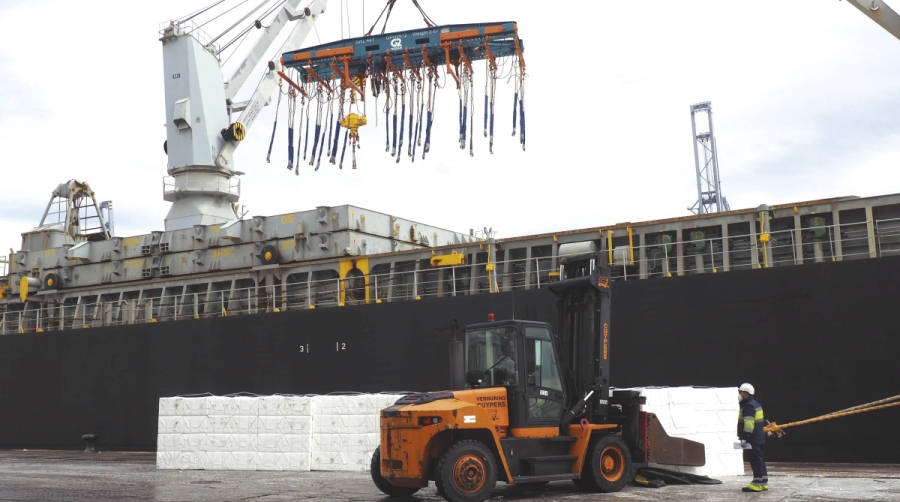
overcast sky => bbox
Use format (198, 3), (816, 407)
(2, 0), (899, 259)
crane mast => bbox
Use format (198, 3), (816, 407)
(160, 0), (327, 231)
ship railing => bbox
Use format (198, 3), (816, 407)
(158, 19), (218, 52)
(876, 216), (900, 256)
(162, 176), (241, 198)
(602, 218), (883, 280)
(2, 217), (899, 335)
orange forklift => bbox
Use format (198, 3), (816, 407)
(371, 270), (705, 501)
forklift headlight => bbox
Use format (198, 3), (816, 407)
(418, 416), (443, 426)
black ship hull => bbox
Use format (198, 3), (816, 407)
(1, 255), (898, 462)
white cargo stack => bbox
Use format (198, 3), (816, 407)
(157, 393), (403, 471)
(627, 386), (744, 477)
(157, 395), (312, 470)
(310, 394), (405, 471)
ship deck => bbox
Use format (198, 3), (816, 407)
(0, 450), (897, 501)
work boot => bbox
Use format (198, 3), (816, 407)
(742, 483), (764, 492)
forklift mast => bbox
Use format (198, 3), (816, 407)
(548, 270), (612, 423)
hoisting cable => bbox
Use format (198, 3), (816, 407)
(391, 72), (399, 156)
(483, 54), (489, 138)
(317, 88), (333, 169)
(412, 77), (423, 161)
(365, 0), (396, 36)
(286, 87), (297, 170)
(397, 70), (407, 164)
(410, 0), (438, 27)
(765, 394), (900, 438)
(303, 86), (311, 160)
(458, 67), (466, 150)
(468, 61), (475, 157)
(196, 0), (252, 31)
(517, 67), (525, 150)
(485, 37), (497, 153)
(330, 87), (346, 164)
(422, 53), (437, 158)
(266, 79), (283, 163)
(380, 0), (397, 34)
(339, 128), (349, 169)
(294, 88), (306, 176)
(310, 85), (324, 167)
(324, 90), (334, 165)
(211, 0), (282, 51)
(513, 31), (526, 150)
(384, 75), (391, 152)
(406, 69), (415, 159)
(176, 0), (226, 24)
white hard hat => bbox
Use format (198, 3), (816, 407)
(739, 383), (755, 395)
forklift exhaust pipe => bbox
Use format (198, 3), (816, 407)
(561, 389), (595, 430)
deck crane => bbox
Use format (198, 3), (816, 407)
(843, 0), (900, 40)
(160, 0), (328, 231)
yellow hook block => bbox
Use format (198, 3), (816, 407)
(340, 113), (367, 134)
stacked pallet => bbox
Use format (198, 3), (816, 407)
(310, 394), (403, 471)
(157, 394), (402, 471)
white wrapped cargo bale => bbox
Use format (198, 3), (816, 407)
(157, 393), (395, 471)
(157, 415), (210, 434)
(204, 434), (258, 452)
(626, 386), (744, 477)
(371, 393), (405, 409)
(311, 395), (372, 415)
(310, 449), (371, 472)
(208, 396), (259, 416)
(156, 450), (181, 469)
(258, 433), (310, 453)
(258, 395), (312, 416)
(312, 414), (379, 434)
(284, 395), (312, 415)
(311, 394), (404, 415)
(206, 415), (258, 434)
(158, 397), (177, 417)
(258, 415), (312, 434)
(311, 433), (380, 453)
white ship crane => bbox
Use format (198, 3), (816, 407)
(161, 0), (327, 231)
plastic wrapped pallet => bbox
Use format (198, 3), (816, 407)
(157, 395), (313, 471)
(157, 393), (403, 472)
(308, 394), (403, 471)
(310, 433), (380, 471)
(625, 386), (744, 477)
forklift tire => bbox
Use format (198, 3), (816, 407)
(577, 435), (632, 493)
(435, 440), (498, 502)
(370, 448), (420, 497)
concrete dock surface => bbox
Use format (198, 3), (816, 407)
(0, 450), (897, 501)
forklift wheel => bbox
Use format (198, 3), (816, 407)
(370, 448), (420, 497)
(435, 440), (498, 502)
(579, 435), (632, 493)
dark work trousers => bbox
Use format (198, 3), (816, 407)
(746, 443), (768, 483)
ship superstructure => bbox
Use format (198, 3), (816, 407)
(2, 189), (899, 334)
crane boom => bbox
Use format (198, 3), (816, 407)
(845, 0), (900, 40)
(217, 0), (327, 170)
(225, 0), (316, 102)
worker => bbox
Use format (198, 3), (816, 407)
(738, 382), (768, 492)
